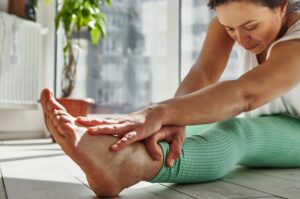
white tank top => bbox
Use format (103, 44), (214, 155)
(235, 19), (300, 119)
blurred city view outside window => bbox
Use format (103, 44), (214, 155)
(56, 0), (241, 115)
(181, 0), (241, 81)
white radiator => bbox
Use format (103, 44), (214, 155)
(0, 12), (42, 109)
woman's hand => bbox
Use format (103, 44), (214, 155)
(75, 105), (165, 152)
(144, 125), (186, 167)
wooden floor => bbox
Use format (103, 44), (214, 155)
(0, 139), (300, 199)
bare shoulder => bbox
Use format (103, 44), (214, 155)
(236, 39), (300, 111)
(268, 39), (300, 62)
(197, 15), (234, 61)
(192, 15), (234, 82)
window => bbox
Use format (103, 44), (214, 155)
(55, 0), (241, 115)
(181, 0), (241, 81)
(56, 0), (179, 114)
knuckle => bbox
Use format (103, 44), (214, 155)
(153, 133), (160, 141)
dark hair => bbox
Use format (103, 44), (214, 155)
(207, 0), (300, 11)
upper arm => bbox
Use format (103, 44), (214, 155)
(193, 16), (234, 83)
(237, 40), (300, 111)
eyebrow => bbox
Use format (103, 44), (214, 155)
(221, 20), (257, 29)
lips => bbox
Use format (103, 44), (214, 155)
(245, 44), (258, 50)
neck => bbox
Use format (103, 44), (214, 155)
(277, 14), (289, 39)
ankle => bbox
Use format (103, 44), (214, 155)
(120, 142), (163, 186)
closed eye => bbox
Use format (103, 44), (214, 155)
(225, 28), (235, 32)
(244, 24), (259, 31)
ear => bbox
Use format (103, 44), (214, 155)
(278, 0), (288, 18)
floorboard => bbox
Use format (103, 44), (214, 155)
(0, 165), (8, 199)
(1, 158), (95, 199)
(162, 178), (273, 199)
(223, 166), (300, 199)
(1, 139), (300, 199)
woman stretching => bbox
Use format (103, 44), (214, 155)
(41, 0), (300, 197)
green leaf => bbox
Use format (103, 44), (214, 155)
(63, 44), (69, 59)
(89, 27), (101, 44)
(33, 0), (38, 7)
(105, 0), (111, 7)
(54, 12), (62, 31)
(45, 0), (51, 5)
(55, 0), (108, 45)
(81, 7), (90, 17)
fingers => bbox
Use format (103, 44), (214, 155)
(166, 139), (182, 167)
(145, 132), (167, 161)
(87, 123), (131, 135)
(110, 131), (138, 152)
(75, 117), (116, 127)
(144, 126), (186, 167)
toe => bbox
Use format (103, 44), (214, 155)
(40, 88), (53, 115)
(57, 122), (77, 141)
(53, 114), (73, 126)
(47, 98), (66, 112)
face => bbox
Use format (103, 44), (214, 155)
(216, 1), (287, 54)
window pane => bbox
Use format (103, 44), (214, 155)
(181, 0), (241, 81)
(56, 0), (178, 114)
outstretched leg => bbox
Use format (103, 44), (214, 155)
(151, 115), (300, 183)
(41, 88), (300, 196)
(40, 89), (163, 197)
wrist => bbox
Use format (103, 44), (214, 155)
(143, 103), (170, 126)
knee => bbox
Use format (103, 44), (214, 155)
(215, 118), (245, 134)
(210, 118), (251, 143)
(217, 117), (242, 127)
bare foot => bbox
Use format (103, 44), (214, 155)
(40, 88), (163, 197)
(40, 89), (81, 157)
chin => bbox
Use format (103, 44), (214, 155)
(252, 45), (265, 54)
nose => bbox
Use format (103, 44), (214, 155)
(234, 29), (251, 46)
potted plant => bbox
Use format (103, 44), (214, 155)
(8, 0), (38, 20)
(37, 0), (110, 117)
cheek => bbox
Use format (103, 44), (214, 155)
(254, 23), (281, 48)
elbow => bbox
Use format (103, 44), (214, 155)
(229, 81), (255, 113)
(239, 90), (258, 113)
(240, 95), (254, 113)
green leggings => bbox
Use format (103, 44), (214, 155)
(151, 115), (300, 183)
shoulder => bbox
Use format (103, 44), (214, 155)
(268, 39), (300, 62)
(204, 16), (234, 52)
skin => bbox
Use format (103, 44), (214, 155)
(42, 1), (300, 197)
(40, 89), (163, 197)
(78, 1), (300, 159)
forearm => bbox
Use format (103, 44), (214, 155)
(174, 66), (214, 97)
(159, 80), (249, 126)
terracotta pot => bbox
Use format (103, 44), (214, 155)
(56, 98), (95, 117)
(9, 0), (26, 17)
(9, 0), (35, 20)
